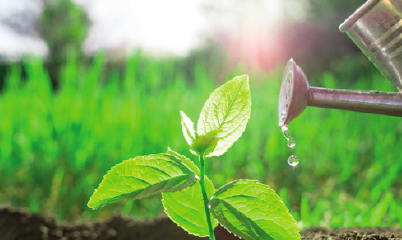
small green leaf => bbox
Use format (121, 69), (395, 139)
(197, 75), (251, 157)
(88, 154), (198, 209)
(162, 177), (218, 237)
(190, 132), (219, 156)
(180, 110), (196, 146)
(210, 179), (300, 240)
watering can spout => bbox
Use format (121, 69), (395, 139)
(279, 0), (402, 126)
(279, 59), (402, 127)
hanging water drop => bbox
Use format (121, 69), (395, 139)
(288, 155), (299, 166)
(281, 125), (296, 148)
(287, 136), (296, 148)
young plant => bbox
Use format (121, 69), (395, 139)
(87, 75), (301, 240)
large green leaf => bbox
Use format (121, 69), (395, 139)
(180, 110), (196, 146)
(210, 180), (300, 240)
(162, 177), (218, 237)
(196, 75), (251, 157)
(88, 154), (198, 209)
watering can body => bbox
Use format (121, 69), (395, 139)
(340, 0), (402, 91)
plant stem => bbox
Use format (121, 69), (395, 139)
(199, 155), (216, 240)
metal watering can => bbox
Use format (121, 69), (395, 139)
(279, 0), (402, 127)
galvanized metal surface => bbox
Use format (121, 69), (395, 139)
(308, 87), (402, 117)
(340, 0), (402, 91)
(278, 59), (402, 126)
(278, 59), (309, 127)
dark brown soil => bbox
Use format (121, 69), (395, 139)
(0, 207), (401, 240)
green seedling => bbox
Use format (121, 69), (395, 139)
(87, 75), (300, 240)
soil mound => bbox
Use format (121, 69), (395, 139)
(0, 207), (401, 240)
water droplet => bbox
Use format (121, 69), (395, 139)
(288, 155), (299, 166)
(281, 125), (296, 148)
(287, 137), (296, 148)
(280, 125), (288, 134)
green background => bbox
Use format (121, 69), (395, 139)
(1, 52), (401, 229)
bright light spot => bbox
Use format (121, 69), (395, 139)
(205, 0), (286, 33)
(0, 25), (48, 60)
(77, 0), (207, 57)
(75, 0), (297, 58)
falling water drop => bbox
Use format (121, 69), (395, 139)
(281, 125), (296, 148)
(288, 155), (299, 166)
(280, 125), (299, 166)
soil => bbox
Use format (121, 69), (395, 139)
(1, 207), (401, 240)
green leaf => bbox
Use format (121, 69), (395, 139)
(190, 131), (220, 156)
(88, 154), (198, 209)
(209, 179), (300, 240)
(197, 75), (251, 157)
(162, 177), (219, 237)
(167, 147), (200, 176)
(180, 110), (196, 146)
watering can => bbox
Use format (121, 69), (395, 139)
(279, 0), (402, 127)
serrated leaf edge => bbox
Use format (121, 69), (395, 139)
(88, 153), (198, 209)
(162, 177), (218, 237)
(180, 110), (196, 146)
(166, 147), (200, 177)
(210, 199), (275, 240)
(161, 184), (210, 238)
(210, 179), (301, 240)
(197, 75), (251, 158)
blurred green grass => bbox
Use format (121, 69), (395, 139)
(0, 53), (401, 229)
